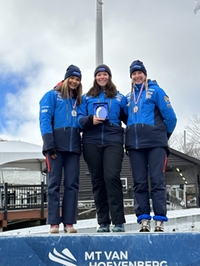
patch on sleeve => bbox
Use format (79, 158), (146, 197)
(164, 96), (170, 103)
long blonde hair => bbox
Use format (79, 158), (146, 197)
(54, 78), (82, 105)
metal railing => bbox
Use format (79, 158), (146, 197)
(0, 182), (47, 211)
(0, 183), (190, 214)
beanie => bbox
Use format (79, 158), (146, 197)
(64, 65), (82, 80)
(129, 60), (147, 77)
(94, 64), (112, 77)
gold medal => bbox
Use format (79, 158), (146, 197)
(71, 110), (77, 117)
(133, 106), (138, 113)
(132, 82), (145, 113)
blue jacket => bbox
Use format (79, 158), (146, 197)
(39, 89), (81, 154)
(125, 80), (177, 150)
(78, 90), (127, 145)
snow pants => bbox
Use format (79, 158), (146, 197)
(83, 143), (126, 225)
(128, 147), (168, 219)
(46, 151), (79, 225)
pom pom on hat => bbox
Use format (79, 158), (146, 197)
(64, 65), (82, 80)
(129, 60), (147, 77)
(94, 64), (112, 77)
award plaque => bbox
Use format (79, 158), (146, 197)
(93, 102), (109, 119)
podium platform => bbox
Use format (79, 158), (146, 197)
(1, 209), (200, 265)
(0, 232), (200, 265)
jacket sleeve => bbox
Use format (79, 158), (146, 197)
(39, 90), (56, 152)
(77, 95), (93, 129)
(119, 95), (128, 125)
(155, 86), (177, 134)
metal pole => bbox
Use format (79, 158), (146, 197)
(96, 0), (103, 66)
(41, 181), (44, 218)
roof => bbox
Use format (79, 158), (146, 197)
(0, 140), (45, 172)
(0, 140), (199, 174)
(169, 147), (200, 165)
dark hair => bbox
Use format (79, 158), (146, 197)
(87, 77), (117, 98)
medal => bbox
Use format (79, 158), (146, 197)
(71, 110), (77, 117)
(71, 98), (77, 117)
(132, 82), (145, 114)
(133, 106), (138, 113)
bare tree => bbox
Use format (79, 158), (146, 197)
(169, 132), (184, 151)
(185, 114), (200, 146)
(169, 114), (200, 159)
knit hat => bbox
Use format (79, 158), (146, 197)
(94, 64), (112, 77)
(64, 65), (82, 80)
(129, 60), (147, 77)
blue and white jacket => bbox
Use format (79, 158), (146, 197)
(39, 89), (81, 155)
(78, 90), (127, 145)
(125, 80), (177, 150)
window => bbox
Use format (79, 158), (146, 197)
(120, 178), (127, 193)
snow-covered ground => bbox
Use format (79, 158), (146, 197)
(1, 208), (200, 236)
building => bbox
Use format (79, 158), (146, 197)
(0, 140), (200, 229)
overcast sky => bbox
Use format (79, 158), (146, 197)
(0, 0), (199, 146)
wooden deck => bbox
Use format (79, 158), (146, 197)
(0, 208), (47, 228)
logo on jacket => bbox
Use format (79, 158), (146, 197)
(116, 94), (123, 102)
(49, 248), (77, 265)
(164, 96), (170, 103)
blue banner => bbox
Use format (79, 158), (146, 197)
(0, 233), (200, 265)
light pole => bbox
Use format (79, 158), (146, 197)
(96, 0), (103, 66)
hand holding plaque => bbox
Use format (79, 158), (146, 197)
(93, 102), (109, 120)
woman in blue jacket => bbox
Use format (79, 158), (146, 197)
(126, 60), (177, 232)
(78, 64), (127, 232)
(39, 65), (82, 234)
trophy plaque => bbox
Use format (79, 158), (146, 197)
(93, 102), (109, 120)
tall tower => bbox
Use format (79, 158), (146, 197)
(95, 0), (103, 66)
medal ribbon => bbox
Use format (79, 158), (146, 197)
(73, 99), (77, 109)
(69, 88), (77, 110)
(69, 98), (77, 117)
(132, 82), (145, 105)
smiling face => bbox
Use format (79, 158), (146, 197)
(95, 72), (109, 89)
(131, 70), (146, 84)
(68, 76), (81, 90)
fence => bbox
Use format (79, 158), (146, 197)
(0, 182), (47, 211)
(0, 182), (188, 216)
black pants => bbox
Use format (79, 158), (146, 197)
(129, 147), (167, 218)
(83, 143), (126, 225)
